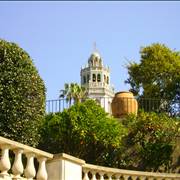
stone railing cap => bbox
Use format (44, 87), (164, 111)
(83, 163), (180, 178)
(0, 136), (53, 159)
(53, 153), (85, 165)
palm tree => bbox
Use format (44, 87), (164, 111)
(59, 83), (73, 106)
(73, 84), (88, 103)
(59, 83), (69, 98)
(59, 83), (87, 106)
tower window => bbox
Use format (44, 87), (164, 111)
(83, 76), (86, 84)
(107, 76), (109, 84)
(93, 74), (96, 82)
(97, 74), (101, 82)
(104, 75), (106, 83)
(95, 58), (98, 66)
(87, 74), (90, 82)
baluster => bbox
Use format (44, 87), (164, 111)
(36, 156), (47, 180)
(24, 153), (36, 180)
(139, 176), (147, 180)
(83, 169), (90, 180)
(0, 144), (11, 176)
(99, 171), (105, 180)
(107, 173), (113, 180)
(123, 175), (129, 180)
(147, 177), (154, 180)
(154, 178), (159, 180)
(115, 174), (121, 180)
(131, 175), (137, 180)
(12, 148), (24, 179)
(91, 170), (97, 180)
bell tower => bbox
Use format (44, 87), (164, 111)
(80, 46), (114, 113)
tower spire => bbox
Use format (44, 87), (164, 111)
(93, 42), (98, 52)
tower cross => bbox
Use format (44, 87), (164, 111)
(93, 42), (97, 52)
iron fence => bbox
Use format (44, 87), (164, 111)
(46, 97), (112, 113)
(138, 98), (180, 117)
(46, 97), (180, 117)
(46, 99), (70, 113)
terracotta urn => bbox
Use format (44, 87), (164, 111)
(111, 91), (138, 118)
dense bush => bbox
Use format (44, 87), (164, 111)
(39, 99), (127, 166)
(0, 39), (45, 147)
(39, 98), (179, 171)
(121, 111), (180, 172)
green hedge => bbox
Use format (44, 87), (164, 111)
(0, 39), (45, 147)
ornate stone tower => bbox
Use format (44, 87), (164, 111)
(80, 48), (115, 113)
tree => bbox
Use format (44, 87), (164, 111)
(121, 111), (179, 172)
(125, 43), (180, 116)
(0, 39), (45, 147)
(59, 83), (87, 105)
(39, 99), (127, 167)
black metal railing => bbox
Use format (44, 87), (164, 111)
(46, 97), (180, 117)
(138, 98), (180, 117)
(46, 97), (113, 113)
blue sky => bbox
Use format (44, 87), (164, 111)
(0, 1), (180, 100)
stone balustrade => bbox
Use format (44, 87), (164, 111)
(0, 136), (53, 180)
(82, 163), (180, 180)
(0, 135), (179, 180)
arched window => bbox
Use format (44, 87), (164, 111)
(97, 74), (101, 82)
(93, 74), (96, 82)
(83, 76), (86, 84)
(87, 74), (90, 82)
(95, 59), (98, 66)
(104, 75), (106, 83)
(107, 76), (109, 84)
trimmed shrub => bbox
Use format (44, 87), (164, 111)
(0, 39), (45, 147)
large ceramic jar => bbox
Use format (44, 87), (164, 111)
(111, 91), (138, 118)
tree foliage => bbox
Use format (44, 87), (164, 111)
(121, 111), (180, 172)
(0, 39), (45, 147)
(39, 99), (179, 171)
(39, 99), (127, 166)
(125, 43), (180, 116)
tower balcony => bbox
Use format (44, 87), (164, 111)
(83, 82), (114, 92)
